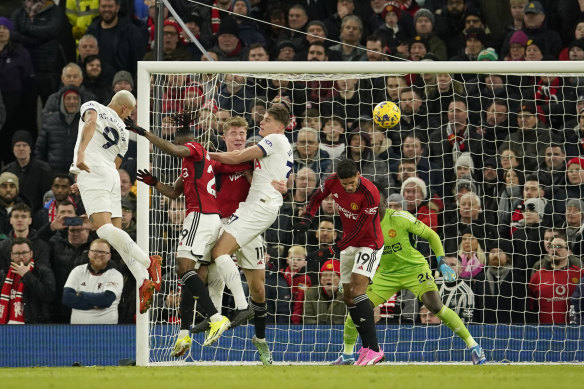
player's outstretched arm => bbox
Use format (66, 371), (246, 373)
(209, 145), (263, 165)
(137, 169), (184, 199)
(124, 118), (191, 158)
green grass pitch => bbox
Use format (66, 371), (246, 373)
(1, 365), (584, 389)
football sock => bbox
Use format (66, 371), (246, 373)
(250, 299), (267, 339)
(435, 305), (477, 348)
(179, 286), (194, 331)
(343, 314), (359, 355)
(214, 254), (248, 309)
(181, 270), (218, 317)
(347, 304), (368, 349)
(97, 224), (149, 282)
(207, 263), (225, 313)
(354, 294), (379, 352)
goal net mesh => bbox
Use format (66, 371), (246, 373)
(140, 65), (584, 364)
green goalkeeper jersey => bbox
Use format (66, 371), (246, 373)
(378, 209), (445, 275)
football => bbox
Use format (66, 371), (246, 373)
(372, 101), (401, 128)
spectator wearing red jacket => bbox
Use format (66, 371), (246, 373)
(280, 245), (311, 324)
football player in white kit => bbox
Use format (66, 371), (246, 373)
(70, 90), (161, 314)
(209, 104), (293, 363)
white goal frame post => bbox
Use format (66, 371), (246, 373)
(135, 61), (584, 366)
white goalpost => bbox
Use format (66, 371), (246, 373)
(136, 61), (584, 366)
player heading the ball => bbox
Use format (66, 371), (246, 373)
(70, 90), (161, 314)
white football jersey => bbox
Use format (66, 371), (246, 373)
(70, 101), (129, 174)
(65, 264), (124, 324)
(246, 133), (293, 206)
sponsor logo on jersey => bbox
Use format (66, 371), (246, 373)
(264, 139), (273, 147)
(364, 207), (377, 215)
(97, 282), (102, 290)
(350, 202), (359, 211)
(388, 229), (396, 238)
(336, 203), (358, 220)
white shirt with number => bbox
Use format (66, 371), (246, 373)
(64, 264), (124, 324)
(247, 133), (293, 206)
(70, 101), (129, 175)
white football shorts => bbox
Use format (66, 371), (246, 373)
(339, 246), (383, 284)
(177, 211), (221, 264)
(77, 166), (122, 218)
(222, 200), (279, 251)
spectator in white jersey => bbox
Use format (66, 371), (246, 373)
(62, 239), (123, 324)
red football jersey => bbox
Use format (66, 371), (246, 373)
(182, 142), (219, 215)
(528, 266), (584, 324)
(305, 174), (384, 250)
(211, 160), (251, 218)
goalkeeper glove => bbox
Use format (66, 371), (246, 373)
(306, 245), (340, 262)
(136, 169), (159, 187)
(124, 118), (147, 136)
(293, 217), (312, 232)
(437, 256), (456, 282)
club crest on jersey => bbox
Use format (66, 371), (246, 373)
(388, 229), (396, 238)
(350, 202), (359, 211)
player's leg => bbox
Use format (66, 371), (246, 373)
(334, 279), (394, 365)
(189, 263), (225, 335)
(244, 268), (272, 365)
(172, 283), (194, 358)
(210, 231), (250, 315)
(421, 290), (486, 364)
(347, 247), (384, 365)
(176, 257), (230, 347)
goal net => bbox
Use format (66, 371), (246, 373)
(136, 61), (584, 365)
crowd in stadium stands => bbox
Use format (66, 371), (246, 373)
(2, 0), (584, 326)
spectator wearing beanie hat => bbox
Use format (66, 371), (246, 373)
(210, 16), (243, 61)
(413, 8), (447, 60)
(0, 171), (28, 234)
(408, 35), (430, 60)
(2, 131), (53, 212)
(505, 30), (528, 61)
(520, 1), (562, 58)
(374, 3), (412, 57)
(143, 19), (192, 61)
(563, 198), (584, 254)
(303, 259), (346, 324)
(450, 27), (486, 62)
(231, 0), (266, 47)
(112, 71), (134, 93)
(35, 87), (82, 174)
(477, 48), (498, 61)
(568, 38), (584, 61)
(512, 197), (549, 263)
(400, 176), (438, 232)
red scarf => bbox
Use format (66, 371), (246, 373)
(534, 77), (560, 125)
(211, 1), (221, 34)
(446, 124), (467, 152)
(0, 260), (34, 324)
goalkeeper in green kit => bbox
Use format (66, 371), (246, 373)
(332, 192), (486, 365)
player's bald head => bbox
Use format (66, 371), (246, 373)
(110, 90), (136, 109)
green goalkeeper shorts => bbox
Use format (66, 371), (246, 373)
(366, 264), (439, 306)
